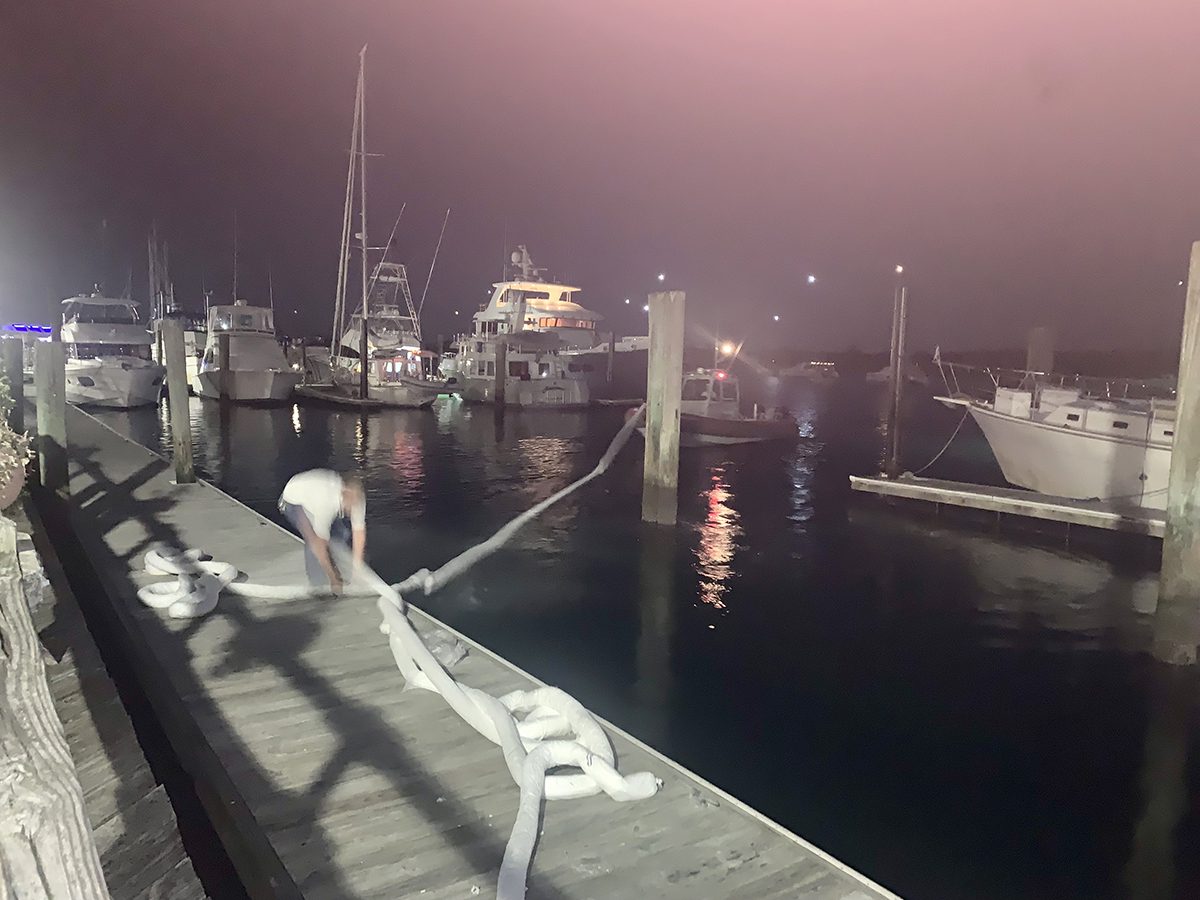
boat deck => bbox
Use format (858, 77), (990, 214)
(54, 405), (896, 899)
(850, 474), (1165, 537)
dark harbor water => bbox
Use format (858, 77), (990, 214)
(93, 379), (1200, 900)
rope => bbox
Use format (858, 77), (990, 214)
(394, 402), (647, 597)
(911, 407), (970, 476)
(135, 404), (658, 898)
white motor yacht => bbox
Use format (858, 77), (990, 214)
(60, 293), (164, 408)
(935, 357), (1174, 510)
(196, 301), (300, 402)
(450, 246), (646, 401)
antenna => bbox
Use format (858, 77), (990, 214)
(232, 209), (239, 301)
(419, 207), (450, 320)
(268, 260), (275, 315)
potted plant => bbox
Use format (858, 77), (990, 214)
(0, 371), (29, 509)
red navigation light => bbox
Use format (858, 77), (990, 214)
(714, 370), (727, 380)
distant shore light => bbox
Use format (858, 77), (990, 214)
(657, 273), (665, 282)
(773, 314), (780, 322)
(806, 274), (817, 284)
(895, 264), (905, 274)
(624, 298), (631, 304)
(643, 304), (650, 312)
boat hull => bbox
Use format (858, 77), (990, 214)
(634, 411), (798, 447)
(457, 375), (589, 408)
(967, 405), (1170, 510)
(363, 377), (441, 409)
(65, 361), (164, 408)
(196, 369), (300, 402)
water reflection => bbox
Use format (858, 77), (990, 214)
(291, 403), (302, 435)
(635, 525), (676, 745)
(694, 466), (741, 612)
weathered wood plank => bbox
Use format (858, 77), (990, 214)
(0, 515), (109, 897)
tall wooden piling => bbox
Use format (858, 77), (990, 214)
(1026, 326), (1055, 374)
(35, 341), (67, 492)
(3, 337), (24, 433)
(885, 285), (909, 478)
(218, 331), (231, 400)
(494, 339), (507, 407)
(162, 319), (195, 484)
(642, 291), (685, 525)
(1155, 241), (1200, 665)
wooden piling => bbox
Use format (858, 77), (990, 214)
(35, 341), (67, 493)
(494, 339), (507, 407)
(1154, 241), (1200, 665)
(3, 337), (24, 433)
(885, 285), (909, 478)
(162, 319), (195, 484)
(1026, 326), (1055, 374)
(642, 291), (685, 525)
(217, 331), (231, 400)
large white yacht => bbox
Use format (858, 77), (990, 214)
(451, 246), (655, 405)
(60, 293), (164, 408)
(196, 300), (300, 402)
(935, 357), (1174, 510)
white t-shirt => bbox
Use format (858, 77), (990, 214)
(279, 470), (366, 540)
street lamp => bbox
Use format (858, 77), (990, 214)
(806, 274), (817, 285)
(894, 264), (905, 275)
(773, 314), (780, 322)
(657, 273), (666, 282)
(720, 341), (735, 356)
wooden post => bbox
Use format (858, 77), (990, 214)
(3, 337), (24, 433)
(217, 331), (231, 400)
(0, 519), (108, 896)
(606, 332), (616, 384)
(162, 319), (195, 484)
(35, 341), (67, 493)
(1155, 241), (1200, 665)
(885, 285), (908, 478)
(1026, 326), (1055, 374)
(642, 291), (685, 525)
(494, 340), (507, 407)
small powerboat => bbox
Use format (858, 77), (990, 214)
(630, 369), (798, 446)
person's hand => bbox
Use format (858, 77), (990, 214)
(329, 574), (344, 596)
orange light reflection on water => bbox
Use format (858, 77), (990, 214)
(695, 466), (741, 611)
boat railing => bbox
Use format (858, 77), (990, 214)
(934, 357), (1176, 404)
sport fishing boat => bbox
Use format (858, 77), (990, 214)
(196, 300), (300, 402)
(450, 245), (647, 401)
(630, 368), (798, 446)
(780, 359), (839, 383)
(935, 356), (1175, 510)
(311, 49), (444, 410)
(60, 293), (165, 408)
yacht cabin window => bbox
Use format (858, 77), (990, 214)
(63, 303), (139, 325)
(69, 343), (151, 360)
(681, 379), (711, 401)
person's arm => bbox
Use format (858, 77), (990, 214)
(351, 526), (366, 566)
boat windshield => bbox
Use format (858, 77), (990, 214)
(69, 343), (151, 360)
(64, 302), (139, 324)
(682, 378), (712, 401)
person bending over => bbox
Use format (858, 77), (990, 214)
(278, 469), (366, 593)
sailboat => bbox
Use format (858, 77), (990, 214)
(302, 47), (443, 410)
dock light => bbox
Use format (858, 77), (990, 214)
(720, 341), (735, 356)
(806, 274), (817, 284)
(643, 304), (650, 312)
(657, 273), (665, 282)
(895, 264), (905, 275)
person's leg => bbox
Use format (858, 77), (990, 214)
(282, 502), (327, 587)
(329, 516), (352, 560)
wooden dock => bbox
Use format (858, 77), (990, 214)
(850, 474), (1165, 538)
(47, 404), (896, 899)
(16, 505), (208, 898)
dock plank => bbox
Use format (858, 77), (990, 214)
(62, 405), (898, 899)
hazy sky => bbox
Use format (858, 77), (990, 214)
(2, 0), (1198, 352)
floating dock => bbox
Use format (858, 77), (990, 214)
(43, 404), (896, 899)
(850, 474), (1165, 538)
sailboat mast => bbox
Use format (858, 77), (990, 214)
(332, 69), (360, 361)
(357, 45), (370, 400)
(232, 209), (239, 301)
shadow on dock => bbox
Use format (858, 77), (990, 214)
(38, 444), (572, 899)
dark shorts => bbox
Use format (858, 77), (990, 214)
(279, 501), (352, 587)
